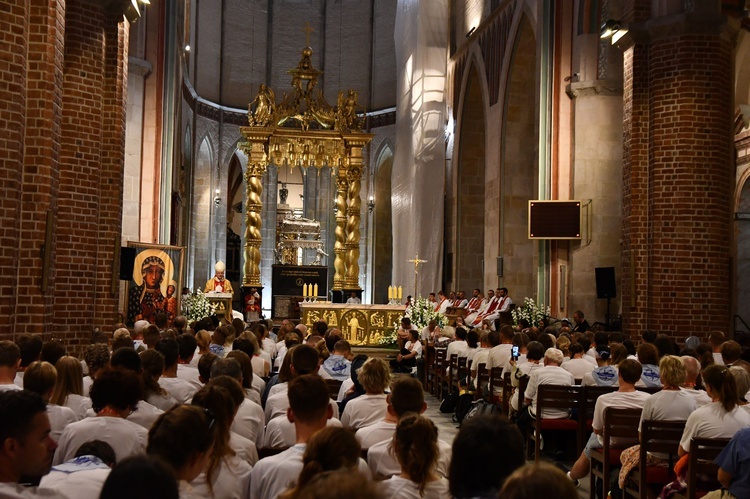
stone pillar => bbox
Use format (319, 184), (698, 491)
(620, 3), (734, 337)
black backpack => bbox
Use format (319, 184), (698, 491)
(453, 389), (475, 424)
(439, 390), (459, 413)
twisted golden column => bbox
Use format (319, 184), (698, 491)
(240, 137), (269, 287)
(332, 174), (349, 290)
(344, 139), (367, 290)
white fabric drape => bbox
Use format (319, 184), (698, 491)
(392, 0), (448, 298)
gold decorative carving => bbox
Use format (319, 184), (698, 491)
(240, 33), (372, 291)
(299, 304), (405, 346)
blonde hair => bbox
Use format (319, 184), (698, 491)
(195, 330), (211, 353)
(50, 356), (84, 406)
(357, 357), (390, 393)
(659, 355), (687, 387)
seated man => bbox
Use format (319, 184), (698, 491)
(318, 340), (353, 381)
(363, 378), (452, 479)
(396, 317), (418, 350)
(0, 391), (60, 496)
(249, 375), (369, 499)
(390, 330), (422, 373)
(713, 427), (750, 499)
(0, 341), (22, 391)
(565, 359), (650, 486)
(515, 347), (574, 437)
(54, 368), (148, 464)
(155, 338), (198, 403)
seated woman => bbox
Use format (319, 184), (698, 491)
(50, 356), (92, 420)
(189, 384), (252, 498)
(618, 355), (698, 489)
(659, 364), (750, 497)
(390, 330), (422, 374)
(379, 415), (450, 498)
(279, 427), (363, 499)
(340, 358), (390, 429)
(190, 330), (212, 368)
(147, 405), (216, 495)
(635, 343), (661, 388)
(581, 343), (629, 387)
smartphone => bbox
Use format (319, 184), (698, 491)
(511, 345), (519, 360)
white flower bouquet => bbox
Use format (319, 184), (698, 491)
(183, 290), (218, 323)
(511, 297), (550, 327)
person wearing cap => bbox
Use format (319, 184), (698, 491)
(205, 261), (234, 294)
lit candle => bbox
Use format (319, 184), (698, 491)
(313, 284), (318, 298)
(388, 286), (393, 300)
(397, 286), (403, 300)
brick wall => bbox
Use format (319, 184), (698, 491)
(621, 11), (733, 339)
(0, 0), (128, 355)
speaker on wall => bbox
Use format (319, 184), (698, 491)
(119, 247), (137, 280)
(595, 267), (616, 299)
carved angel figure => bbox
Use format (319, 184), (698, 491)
(250, 84), (275, 126)
(336, 90), (360, 131)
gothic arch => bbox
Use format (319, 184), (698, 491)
(499, 13), (537, 303)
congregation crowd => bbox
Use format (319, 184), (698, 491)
(1, 294), (750, 499)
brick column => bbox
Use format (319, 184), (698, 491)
(621, 5), (734, 338)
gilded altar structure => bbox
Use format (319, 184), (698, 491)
(299, 303), (405, 346)
(239, 40), (372, 292)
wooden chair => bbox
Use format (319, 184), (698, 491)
(475, 362), (489, 400)
(446, 353), (459, 391)
(501, 370), (512, 415)
(526, 384), (582, 461)
(589, 407), (643, 499)
(623, 419), (686, 499)
(434, 351), (453, 400)
(324, 379), (343, 399)
(420, 341), (435, 388)
(636, 385), (662, 395)
(672, 437), (731, 499)
(428, 348), (447, 397)
(581, 385), (618, 453)
(452, 356), (470, 392)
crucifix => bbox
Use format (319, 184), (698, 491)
(302, 22), (314, 46)
(408, 253), (427, 299)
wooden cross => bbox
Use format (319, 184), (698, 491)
(302, 22), (314, 46)
(408, 253), (427, 299)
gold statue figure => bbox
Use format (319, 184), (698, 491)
(249, 84), (276, 127)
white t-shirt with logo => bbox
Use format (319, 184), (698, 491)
(680, 401), (750, 452)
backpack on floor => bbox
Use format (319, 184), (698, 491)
(439, 390), (459, 414)
(463, 398), (499, 422)
(453, 389), (476, 424)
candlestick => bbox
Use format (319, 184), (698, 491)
(388, 286), (393, 300)
(303, 284), (308, 298)
(313, 283), (318, 298)
(397, 286), (403, 300)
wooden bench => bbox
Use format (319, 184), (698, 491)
(623, 419), (685, 499)
(590, 407), (643, 499)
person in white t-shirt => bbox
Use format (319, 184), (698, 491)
(277, 426), (371, 498)
(469, 330), (492, 390)
(140, 349), (179, 411)
(39, 440), (115, 499)
(679, 355), (713, 406)
(250, 375), (355, 499)
(0, 341), (22, 392)
(175, 334), (203, 392)
(617, 355), (699, 488)
(446, 327), (471, 362)
(567, 359), (650, 485)
(189, 382), (253, 498)
(23, 361), (77, 442)
(50, 356), (92, 420)
(390, 331), (422, 374)
(55, 368), (148, 465)
(146, 404), (215, 496)
(341, 358), (390, 430)
(378, 415), (450, 498)
(356, 377), (425, 450)
(561, 343), (595, 380)
(0, 390), (60, 496)
(155, 338), (199, 404)
(678, 364), (750, 456)
(485, 326), (515, 374)
(508, 342), (546, 413)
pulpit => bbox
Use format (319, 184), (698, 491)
(206, 292), (233, 321)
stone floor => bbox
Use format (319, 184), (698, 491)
(421, 391), (591, 498)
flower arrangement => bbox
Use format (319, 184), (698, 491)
(511, 297), (550, 328)
(183, 290), (218, 323)
(379, 296), (448, 347)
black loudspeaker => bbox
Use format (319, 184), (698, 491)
(119, 247), (136, 280)
(595, 267), (616, 299)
